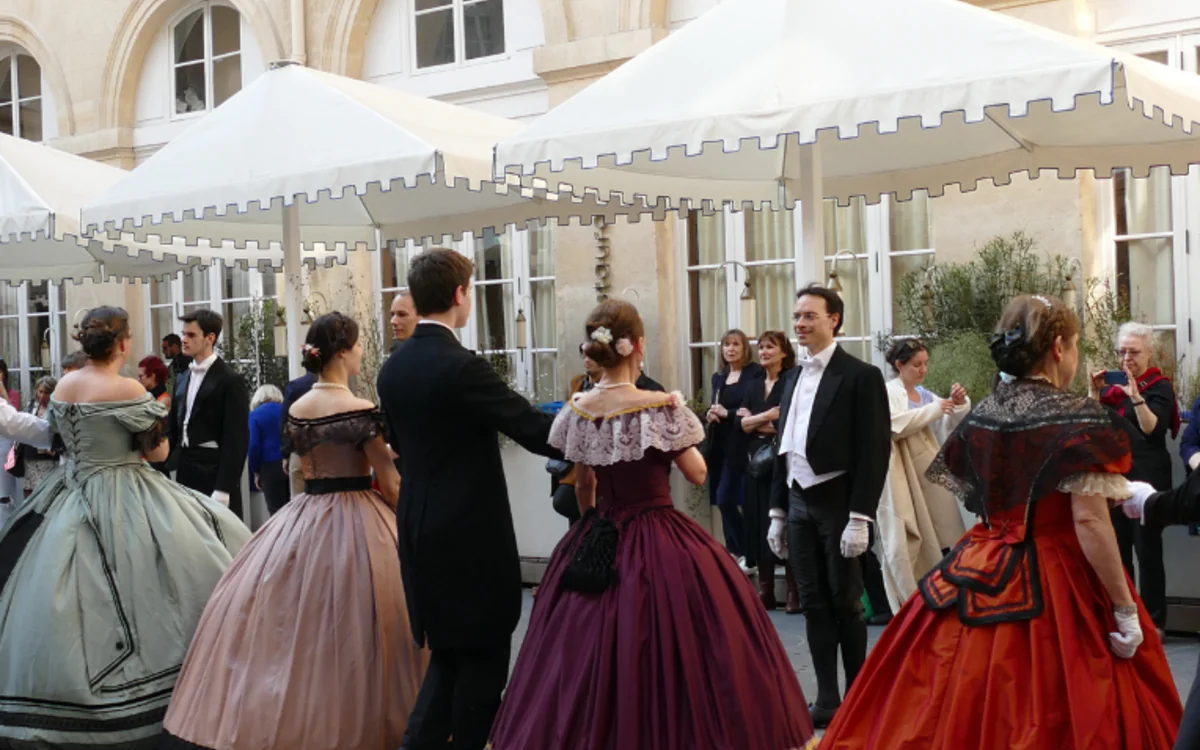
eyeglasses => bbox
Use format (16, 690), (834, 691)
(1117, 349), (1143, 358)
(792, 312), (828, 323)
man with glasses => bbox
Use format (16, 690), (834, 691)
(765, 283), (891, 728)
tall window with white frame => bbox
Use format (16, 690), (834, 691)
(414, 0), (505, 69)
(0, 286), (20, 402)
(24, 282), (51, 395)
(0, 53), (42, 141)
(526, 222), (557, 402)
(473, 227), (518, 391)
(173, 2), (242, 116)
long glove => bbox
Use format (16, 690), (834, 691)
(767, 509), (788, 560)
(840, 516), (870, 558)
(1121, 481), (1156, 522)
(1109, 607), (1144, 659)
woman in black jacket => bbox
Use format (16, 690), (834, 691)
(705, 329), (762, 569)
(1091, 322), (1181, 632)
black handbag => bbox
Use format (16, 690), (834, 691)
(560, 510), (620, 594)
(746, 437), (776, 479)
(545, 458), (573, 480)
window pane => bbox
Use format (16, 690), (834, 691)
(839, 339), (871, 363)
(175, 63), (206, 114)
(211, 6), (241, 56)
(28, 315), (50, 372)
(528, 222), (554, 277)
(464, 0), (505, 60)
(690, 346), (720, 399)
(213, 54), (241, 107)
(825, 258), (869, 338)
(222, 300), (253, 362)
(16, 55), (39, 99)
(382, 242), (419, 290)
(744, 210), (793, 262)
(0, 285), (19, 317)
(174, 10), (205, 64)
(473, 228), (511, 279)
(261, 270), (279, 298)
(0, 318), (20, 377)
(532, 352), (557, 404)
(824, 198), (867, 255)
(18, 98), (41, 142)
(1118, 237), (1174, 326)
(416, 8), (456, 68)
(890, 252), (934, 335)
(150, 278), (173, 305)
(530, 278), (555, 355)
(476, 281), (515, 352)
(152, 306), (176, 349)
(224, 266), (251, 299)
(0, 59), (10, 104)
(415, 0), (452, 9)
(183, 269), (210, 302)
(485, 352), (516, 389)
(747, 263), (793, 338)
(1115, 168), (1172, 235)
(890, 192), (933, 251)
(0, 102), (11, 136)
(688, 269), (727, 344)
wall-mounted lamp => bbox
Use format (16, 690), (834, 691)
(717, 260), (757, 332)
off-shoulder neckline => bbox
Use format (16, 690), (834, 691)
(568, 395), (676, 421)
(287, 406), (379, 425)
(51, 394), (153, 407)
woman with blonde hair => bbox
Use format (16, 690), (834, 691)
(820, 294), (1180, 749)
(875, 339), (970, 611)
(248, 383), (288, 514)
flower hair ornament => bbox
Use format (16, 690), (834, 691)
(590, 327), (613, 345)
(614, 338), (634, 357)
(302, 343), (321, 357)
(1032, 294), (1053, 308)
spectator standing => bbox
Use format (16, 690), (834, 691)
(249, 384), (288, 514)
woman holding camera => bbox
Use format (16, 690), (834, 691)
(1091, 321), (1180, 633)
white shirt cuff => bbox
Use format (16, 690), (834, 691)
(211, 490), (230, 506)
(849, 512), (873, 523)
(769, 508), (787, 520)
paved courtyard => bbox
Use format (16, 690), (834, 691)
(511, 589), (1200, 704)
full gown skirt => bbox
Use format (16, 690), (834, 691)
(0, 396), (249, 750)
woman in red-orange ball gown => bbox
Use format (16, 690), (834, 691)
(820, 294), (1181, 749)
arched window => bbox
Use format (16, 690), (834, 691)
(0, 53), (43, 141)
(172, 2), (242, 116)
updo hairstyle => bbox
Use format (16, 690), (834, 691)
(990, 294), (1080, 378)
(885, 338), (928, 374)
(582, 299), (645, 369)
(74, 306), (132, 361)
(302, 311), (359, 373)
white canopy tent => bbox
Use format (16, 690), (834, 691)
(0, 133), (196, 285)
(495, 0), (1200, 281)
(82, 63), (644, 378)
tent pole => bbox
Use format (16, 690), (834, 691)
(282, 201), (304, 380)
(796, 142), (826, 290)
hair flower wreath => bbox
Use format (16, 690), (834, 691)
(302, 343), (320, 357)
(590, 327), (613, 345)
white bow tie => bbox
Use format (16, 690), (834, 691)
(798, 357), (824, 371)
(189, 361), (211, 374)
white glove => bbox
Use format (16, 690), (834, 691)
(840, 516), (870, 558)
(210, 490), (230, 507)
(767, 511), (788, 560)
(1190, 454), (1200, 471)
(1108, 607), (1144, 659)
(1121, 481), (1156, 521)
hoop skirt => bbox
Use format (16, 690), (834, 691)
(0, 396), (250, 749)
(161, 408), (427, 750)
(820, 381), (1182, 749)
(487, 395), (816, 750)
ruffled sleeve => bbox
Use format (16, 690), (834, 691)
(549, 392), (705, 466)
(112, 396), (169, 455)
(1058, 472), (1132, 500)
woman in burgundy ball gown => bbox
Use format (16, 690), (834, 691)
(487, 300), (815, 750)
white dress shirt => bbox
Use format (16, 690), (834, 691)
(182, 352), (219, 449)
(417, 319), (456, 334)
(778, 341), (847, 490)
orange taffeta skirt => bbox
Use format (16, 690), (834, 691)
(820, 507), (1182, 750)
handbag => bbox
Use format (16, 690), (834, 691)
(545, 458), (573, 479)
(560, 510), (620, 594)
(747, 437), (776, 479)
(5, 443), (24, 479)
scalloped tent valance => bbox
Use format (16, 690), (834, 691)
(494, 0), (1200, 212)
(0, 133), (195, 285)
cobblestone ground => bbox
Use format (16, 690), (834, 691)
(513, 589), (1200, 705)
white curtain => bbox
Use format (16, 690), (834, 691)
(745, 210), (795, 338)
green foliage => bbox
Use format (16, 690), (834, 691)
(886, 232), (1131, 398)
(221, 298), (289, 395)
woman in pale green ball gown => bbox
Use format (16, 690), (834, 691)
(0, 306), (249, 750)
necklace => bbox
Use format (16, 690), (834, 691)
(312, 382), (351, 392)
(593, 381), (635, 390)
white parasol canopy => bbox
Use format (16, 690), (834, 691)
(495, 0), (1200, 214)
(82, 62), (638, 377)
(0, 133), (194, 285)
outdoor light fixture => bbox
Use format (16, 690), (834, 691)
(1062, 257), (1084, 322)
(515, 308), (528, 352)
(826, 268), (844, 294)
(717, 260), (758, 332)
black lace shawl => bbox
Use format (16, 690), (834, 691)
(282, 408), (386, 457)
(926, 380), (1132, 518)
